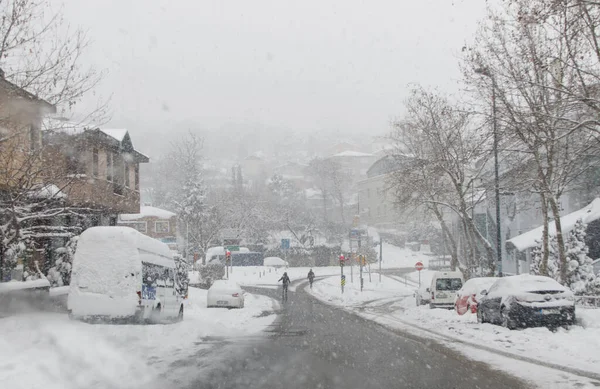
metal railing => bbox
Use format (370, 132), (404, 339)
(575, 295), (600, 308)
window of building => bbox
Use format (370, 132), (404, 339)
(129, 221), (147, 233)
(106, 152), (113, 182)
(125, 164), (130, 188)
(134, 165), (140, 190)
(29, 124), (40, 152)
(155, 221), (170, 233)
(92, 148), (99, 177)
(66, 150), (85, 175)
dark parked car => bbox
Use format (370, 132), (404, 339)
(477, 274), (575, 329)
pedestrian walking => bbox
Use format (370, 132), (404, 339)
(307, 269), (315, 289)
(279, 272), (291, 302)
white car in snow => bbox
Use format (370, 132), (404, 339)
(207, 280), (245, 308)
(429, 271), (464, 309)
(68, 226), (184, 323)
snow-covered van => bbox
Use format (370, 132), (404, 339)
(429, 270), (464, 309)
(68, 226), (183, 323)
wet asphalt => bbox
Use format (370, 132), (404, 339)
(188, 280), (531, 389)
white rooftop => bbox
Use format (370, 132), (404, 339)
(119, 206), (176, 221)
(508, 198), (600, 252)
(331, 150), (374, 158)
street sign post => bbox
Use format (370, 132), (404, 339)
(415, 261), (424, 287)
(359, 255), (364, 292)
(281, 239), (290, 250)
(339, 254), (345, 293)
(341, 274), (346, 293)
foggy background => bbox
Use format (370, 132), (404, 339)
(56, 0), (486, 159)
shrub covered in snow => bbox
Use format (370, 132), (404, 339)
(197, 263), (225, 289)
(47, 236), (78, 287)
(531, 219), (600, 295)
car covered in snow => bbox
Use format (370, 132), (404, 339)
(68, 226), (184, 323)
(429, 271), (464, 309)
(454, 277), (498, 315)
(414, 284), (431, 306)
(477, 274), (575, 329)
(207, 280), (245, 308)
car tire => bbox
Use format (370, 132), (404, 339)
(150, 304), (161, 324)
(501, 307), (517, 330)
(176, 305), (184, 322)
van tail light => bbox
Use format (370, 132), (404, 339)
(431, 292), (434, 300)
(137, 291), (142, 305)
(232, 293), (239, 297)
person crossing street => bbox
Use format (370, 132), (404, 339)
(279, 272), (291, 302)
(307, 269), (315, 289)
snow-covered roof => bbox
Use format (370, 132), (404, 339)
(100, 129), (128, 142)
(29, 184), (67, 200)
(305, 188), (323, 200)
(264, 257), (288, 266)
(331, 150), (374, 158)
(119, 206), (176, 221)
(43, 118), (136, 146)
(508, 198), (600, 252)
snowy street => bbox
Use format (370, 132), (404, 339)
(0, 288), (277, 389)
(190, 280), (528, 389)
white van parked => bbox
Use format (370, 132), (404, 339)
(68, 226), (184, 323)
(429, 270), (464, 309)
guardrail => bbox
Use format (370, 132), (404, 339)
(575, 295), (600, 308)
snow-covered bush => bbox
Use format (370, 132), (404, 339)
(47, 236), (78, 287)
(174, 254), (190, 297)
(530, 236), (560, 282)
(198, 263), (225, 289)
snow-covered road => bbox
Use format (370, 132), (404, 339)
(308, 272), (600, 389)
(0, 287), (277, 389)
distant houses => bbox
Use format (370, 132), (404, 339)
(118, 205), (178, 250)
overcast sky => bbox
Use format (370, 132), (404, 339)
(59, 0), (486, 151)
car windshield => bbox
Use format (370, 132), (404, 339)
(436, 278), (463, 291)
(2, 0), (596, 388)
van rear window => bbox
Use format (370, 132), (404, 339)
(436, 278), (462, 291)
(142, 262), (171, 286)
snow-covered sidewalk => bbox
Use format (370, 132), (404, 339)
(309, 273), (600, 388)
(0, 287), (277, 389)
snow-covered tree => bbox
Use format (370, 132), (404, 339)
(531, 237), (560, 281)
(174, 254), (190, 297)
(176, 173), (225, 264)
(565, 219), (600, 295)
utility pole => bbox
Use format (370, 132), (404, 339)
(379, 239), (382, 282)
(475, 66), (503, 277)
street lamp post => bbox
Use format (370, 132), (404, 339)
(475, 67), (503, 277)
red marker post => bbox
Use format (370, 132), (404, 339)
(226, 250), (232, 279)
(415, 261), (424, 287)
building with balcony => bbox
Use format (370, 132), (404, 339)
(42, 119), (149, 225)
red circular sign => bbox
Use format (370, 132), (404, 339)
(339, 254), (345, 261)
(415, 261), (424, 271)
